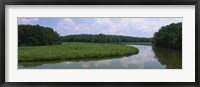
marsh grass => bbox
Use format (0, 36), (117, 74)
(18, 42), (139, 62)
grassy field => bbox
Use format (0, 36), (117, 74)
(18, 42), (139, 62)
(113, 42), (152, 45)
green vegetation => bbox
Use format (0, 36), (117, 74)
(61, 34), (152, 43)
(18, 25), (144, 62)
(18, 22), (182, 65)
(18, 42), (139, 62)
(152, 22), (182, 49)
(18, 25), (61, 46)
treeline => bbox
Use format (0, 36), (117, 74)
(61, 34), (152, 43)
(152, 22), (182, 49)
(18, 25), (61, 46)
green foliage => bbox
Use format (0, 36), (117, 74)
(61, 34), (152, 43)
(18, 25), (61, 46)
(152, 22), (182, 49)
(18, 42), (139, 62)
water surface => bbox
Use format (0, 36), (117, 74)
(18, 45), (182, 69)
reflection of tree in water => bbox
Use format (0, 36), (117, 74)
(152, 46), (182, 69)
(19, 60), (63, 67)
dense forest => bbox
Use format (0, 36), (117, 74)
(18, 25), (61, 46)
(61, 34), (152, 43)
(152, 22), (182, 49)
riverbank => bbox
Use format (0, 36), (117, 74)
(113, 42), (152, 45)
(18, 42), (139, 62)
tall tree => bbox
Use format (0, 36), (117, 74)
(18, 25), (61, 46)
(152, 22), (182, 49)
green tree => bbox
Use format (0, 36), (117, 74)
(152, 22), (182, 49)
(61, 34), (152, 43)
(18, 25), (61, 46)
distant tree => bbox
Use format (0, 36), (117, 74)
(152, 22), (182, 49)
(61, 34), (152, 43)
(18, 25), (61, 46)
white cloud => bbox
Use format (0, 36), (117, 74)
(58, 18), (74, 25)
(18, 18), (39, 24)
(56, 18), (80, 35)
(118, 18), (182, 33)
(56, 18), (182, 37)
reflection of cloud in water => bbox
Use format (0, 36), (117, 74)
(80, 45), (161, 69)
(94, 60), (112, 67)
(82, 63), (90, 68)
(118, 46), (156, 68)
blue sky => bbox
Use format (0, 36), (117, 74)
(18, 17), (182, 37)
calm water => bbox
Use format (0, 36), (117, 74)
(18, 45), (182, 69)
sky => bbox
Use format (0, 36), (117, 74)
(17, 17), (182, 37)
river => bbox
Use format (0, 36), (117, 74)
(18, 45), (182, 69)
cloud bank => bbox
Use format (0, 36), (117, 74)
(18, 17), (182, 37)
(18, 18), (39, 24)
